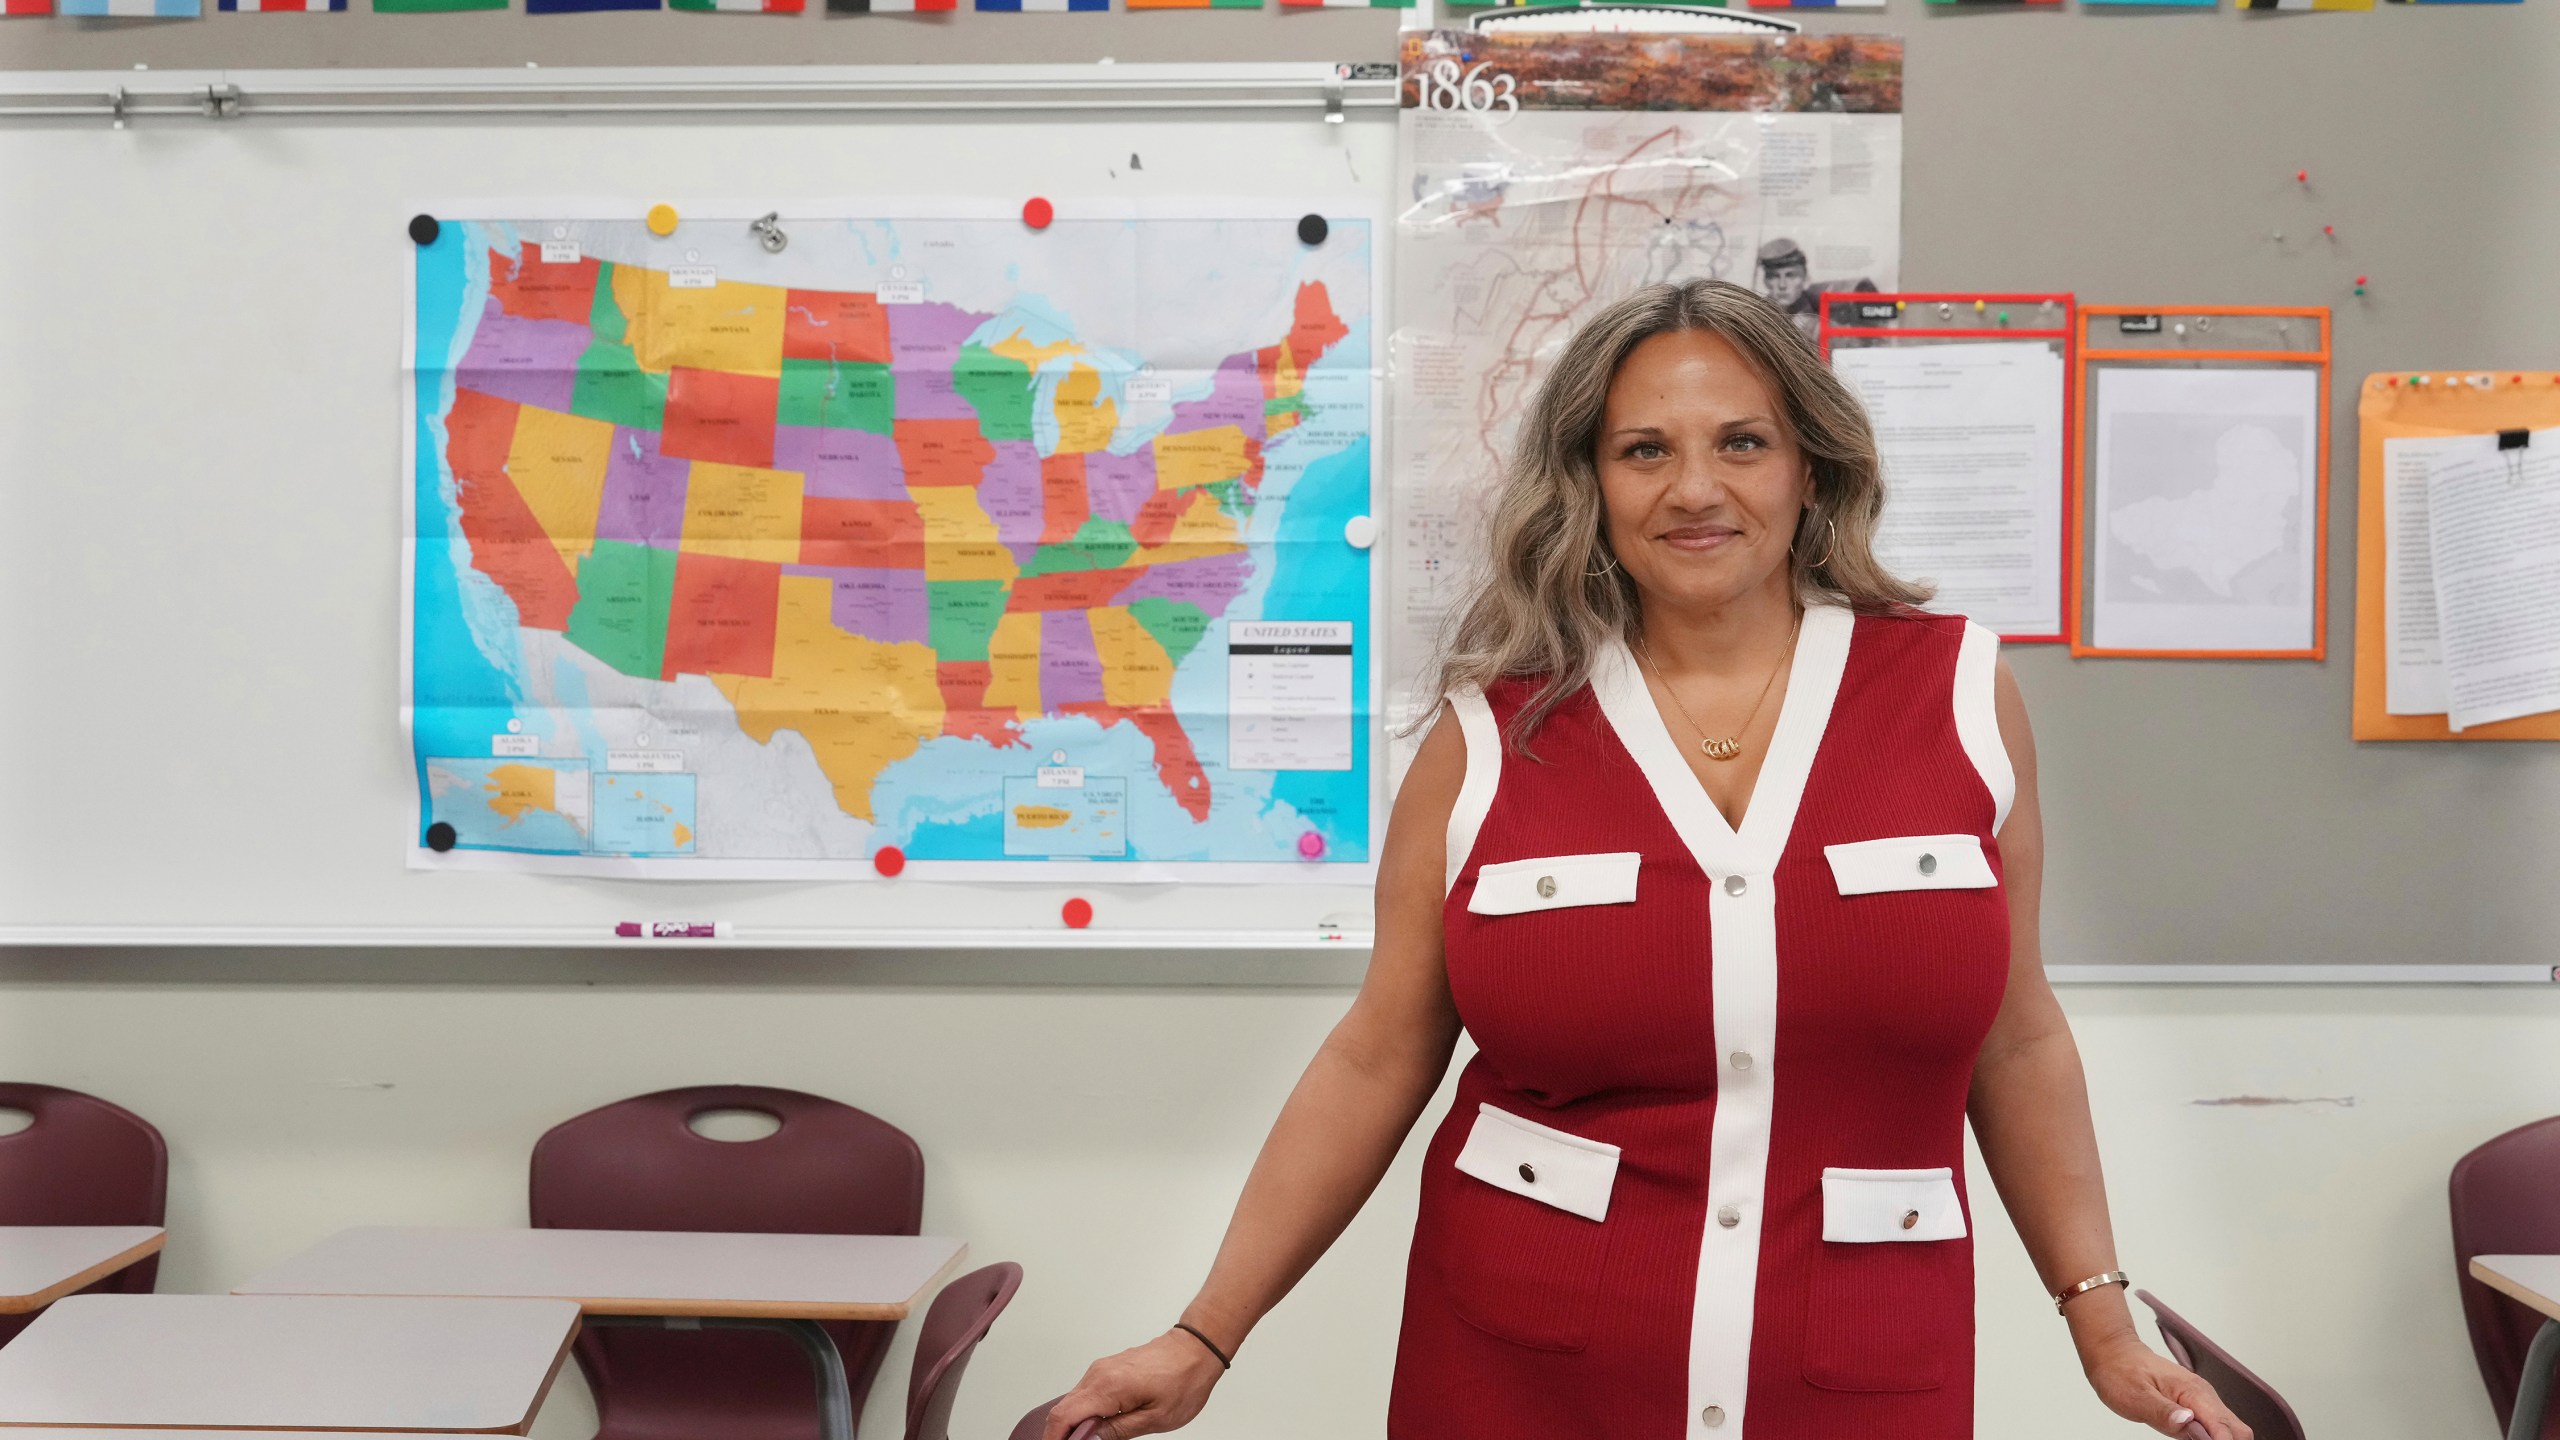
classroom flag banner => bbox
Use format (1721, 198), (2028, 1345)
(973, 0), (1108, 11)
(673, 0), (804, 12)
(2241, 0), (2373, 9)
(1749, 0), (1881, 9)
(827, 0), (959, 11)
(375, 0), (507, 10)
(1278, 0), (1412, 8)
(2, 0), (54, 15)
(525, 0), (657, 14)
(220, 0), (349, 11)
(58, 0), (200, 14)
(1130, 0), (1260, 10)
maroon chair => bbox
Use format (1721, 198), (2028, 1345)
(2452, 1117), (2560, 1440)
(0, 1084), (167, 1349)
(1007, 1399), (1099, 1440)
(2134, 1290), (2308, 1440)
(904, 1263), (1022, 1440)
(529, 1086), (924, 1440)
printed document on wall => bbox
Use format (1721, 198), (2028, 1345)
(2089, 367), (2320, 653)
(2417, 431), (2560, 730)
(1831, 341), (2064, 637)
(2380, 433), (2459, 714)
(1390, 30), (1902, 731)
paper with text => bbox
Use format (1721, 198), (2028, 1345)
(1833, 341), (2066, 637)
(2421, 430), (2560, 730)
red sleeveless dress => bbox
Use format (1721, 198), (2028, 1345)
(1390, 606), (2014, 1440)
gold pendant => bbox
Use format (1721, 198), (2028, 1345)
(1700, 736), (1743, 762)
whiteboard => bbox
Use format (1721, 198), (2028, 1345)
(0, 101), (1397, 947)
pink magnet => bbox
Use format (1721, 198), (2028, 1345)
(874, 846), (906, 878)
(1023, 197), (1054, 231)
(1062, 897), (1094, 929)
(1297, 831), (1326, 860)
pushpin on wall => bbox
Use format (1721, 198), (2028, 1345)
(2323, 225), (2336, 238)
(646, 204), (679, 238)
(1022, 197), (1054, 231)
(873, 846), (906, 878)
(2296, 169), (2310, 186)
(2354, 275), (2369, 297)
(1973, 299), (1986, 314)
(1061, 897), (1094, 929)
(1297, 831), (1326, 861)
(1997, 310), (2010, 327)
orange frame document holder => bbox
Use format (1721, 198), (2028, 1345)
(2353, 371), (2560, 742)
(2072, 306), (2331, 660)
(1818, 293), (2076, 644)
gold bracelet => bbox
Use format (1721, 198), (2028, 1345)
(2052, 1270), (2130, 1313)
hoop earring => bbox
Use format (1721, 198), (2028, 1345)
(1794, 514), (1838, 571)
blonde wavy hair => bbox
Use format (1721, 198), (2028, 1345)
(1427, 279), (1930, 745)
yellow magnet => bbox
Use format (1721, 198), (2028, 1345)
(646, 204), (680, 238)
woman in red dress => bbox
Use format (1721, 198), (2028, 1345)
(1047, 281), (2251, 1440)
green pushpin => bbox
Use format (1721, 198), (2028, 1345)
(1997, 310), (2011, 327)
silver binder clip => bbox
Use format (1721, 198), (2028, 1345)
(1325, 75), (1345, 126)
(749, 212), (788, 255)
(107, 86), (129, 130)
(202, 83), (242, 120)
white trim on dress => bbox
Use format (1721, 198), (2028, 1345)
(1443, 687), (1502, 897)
(1952, 620), (2016, 834)
(1588, 604), (1855, 1440)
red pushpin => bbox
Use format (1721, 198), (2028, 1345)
(2295, 169), (2310, 185)
(1296, 831), (1326, 860)
(2387, 376), (2400, 387)
(2323, 225), (2335, 237)
(1022, 197), (1054, 231)
(873, 846), (906, 878)
(1061, 897), (1093, 929)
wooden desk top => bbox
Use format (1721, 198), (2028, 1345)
(234, 1227), (967, 1322)
(0, 1228), (165, 1315)
(2473, 1255), (2560, 1323)
(0, 1293), (581, 1433)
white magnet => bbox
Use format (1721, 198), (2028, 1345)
(1344, 515), (1379, 550)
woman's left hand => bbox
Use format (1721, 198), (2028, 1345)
(2082, 1332), (2253, 1440)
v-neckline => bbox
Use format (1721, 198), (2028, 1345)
(1590, 606), (1855, 880)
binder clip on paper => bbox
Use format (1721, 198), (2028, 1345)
(2499, 427), (2530, 484)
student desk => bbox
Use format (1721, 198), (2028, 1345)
(2471, 1255), (2560, 1440)
(0, 1293), (580, 1432)
(235, 1227), (969, 1440)
(0, 1228), (163, 1315)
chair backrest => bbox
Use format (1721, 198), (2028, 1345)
(1006, 1399), (1099, 1440)
(0, 1084), (169, 1348)
(904, 1262), (1023, 1440)
(2452, 1116), (2560, 1440)
(529, 1086), (924, 1440)
(2134, 1290), (2309, 1440)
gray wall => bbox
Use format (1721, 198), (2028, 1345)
(5, 5), (2560, 969)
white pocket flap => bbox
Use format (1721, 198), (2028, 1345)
(1821, 1166), (1967, 1243)
(1468, 852), (1641, 916)
(1823, 834), (1996, 896)
(1453, 1103), (1621, 1222)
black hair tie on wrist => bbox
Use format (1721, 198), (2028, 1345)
(1174, 1322), (1233, 1370)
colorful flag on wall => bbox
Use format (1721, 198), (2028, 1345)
(828, 0), (957, 11)
(2241, 0), (2372, 9)
(525, 0), (656, 13)
(1131, 0), (1259, 9)
(1278, 0), (1410, 7)
(58, 0), (200, 14)
(973, 0), (1107, 11)
(673, 0), (802, 11)
(2, 0), (54, 15)
(375, 0), (506, 10)
(1749, 0), (1881, 10)
(220, 0), (348, 11)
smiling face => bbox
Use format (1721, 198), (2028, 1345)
(1595, 328), (1813, 619)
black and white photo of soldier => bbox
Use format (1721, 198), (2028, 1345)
(1756, 238), (1879, 342)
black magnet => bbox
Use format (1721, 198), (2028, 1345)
(425, 821), (458, 852)
(1297, 213), (1329, 247)
(409, 214), (442, 247)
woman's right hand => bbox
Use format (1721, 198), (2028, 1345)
(1041, 1329), (1230, 1440)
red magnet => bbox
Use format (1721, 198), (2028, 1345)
(1062, 897), (1094, 929)
(873, 846), (906, 878)
(1296, 831), (1326, 860)
(1023, 197), (1054, 230)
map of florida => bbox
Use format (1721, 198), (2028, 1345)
(441, 244), (1350, 824)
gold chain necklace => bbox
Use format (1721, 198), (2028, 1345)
(1634, 613), (1802, 763)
